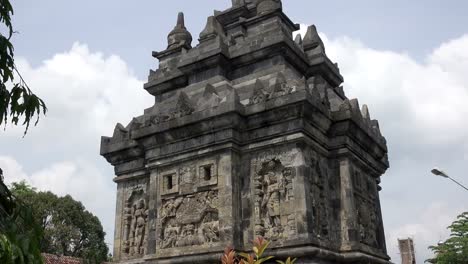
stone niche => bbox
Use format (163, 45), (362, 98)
(101, 0), (391, 263)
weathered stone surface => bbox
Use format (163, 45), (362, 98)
(101, 2), (391, 263)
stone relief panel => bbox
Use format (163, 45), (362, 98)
(121, 179), (149, 259)
(156, 157), (221, 252)
(158, 191), (220, 249)
(353, 168), (380, 248)
(304, 148), (334, 241)
(251, 150), (298, 241)
(248, 73), (300, 106)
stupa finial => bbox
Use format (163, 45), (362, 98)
(167, 12), (193, 49)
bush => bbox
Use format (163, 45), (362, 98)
(221, 237), (296, 264)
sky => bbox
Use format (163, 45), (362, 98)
(1, 0), (468, 263)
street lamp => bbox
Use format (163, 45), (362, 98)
(431, 167), (468, 192)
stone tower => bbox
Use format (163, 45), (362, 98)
(398, 238), (416, 264)
(100, 1), (390, 263)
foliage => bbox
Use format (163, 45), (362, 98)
(0, 170), (44, 264)
(426, 212), (468, 264)
(221, 237), (296, 264)
(11, 181), (109, 264)
(0, 0), (47, 135)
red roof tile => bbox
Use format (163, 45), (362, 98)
(42, 253), (83, 264)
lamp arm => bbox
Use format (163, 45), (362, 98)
(448, 177), (468, 192)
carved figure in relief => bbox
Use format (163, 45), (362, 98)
(161, 225), (179, 249)
(202, 221), (219, 243)
(357, 198), (378, 247)
(262, 170), (282, 229)
(122, 201), (133, 253)
(160, 197), (183, 224)
(158, 191), (220, 249)
(255, 158), (295, 240)
(177, 224), (202, 247)
(308, 156), (330, 239)
(132, 199), (148, 255)
(121, 182), (148, 258)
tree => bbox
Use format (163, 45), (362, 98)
(11, 182), (109, 264)
(1, 0), (47, 135)
(426, 212), (468, 263)
(0, 171), (43, 264)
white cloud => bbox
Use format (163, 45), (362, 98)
(5, 42), (153, 150)
(0, 43), (154, 250)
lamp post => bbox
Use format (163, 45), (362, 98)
(431, 167), (468, 192)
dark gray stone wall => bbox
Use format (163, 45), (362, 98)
(100, 1), (391, 263)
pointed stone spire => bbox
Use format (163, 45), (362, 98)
(256, 0), (282, 15)
(203, 83), (218, 97)
(371, 119), (382, 136)
(349, 99), (360, 114)
(198, 83), (221, 110)
(112, 123), (129, 140)
(129, 117), (143, 130)
(294, 34), (303, 49)
(303, 25), (325, 54)
(172, 91), (195, 118)
(361, 104), (371, 122)
(270, 72), (292, 97)
(231, 0), (246, 7)
(199, 16), (224, 42)
(251, 79), (268, 104)
(167, 12), (193, 50)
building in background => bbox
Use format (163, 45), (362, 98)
(398, 238), (416, 264)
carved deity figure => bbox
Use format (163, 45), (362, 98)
(255, 158), (294, 240)
(262, 170), (282, 228)
(131, 199), (148, 255)
(122, 201), (133, 253)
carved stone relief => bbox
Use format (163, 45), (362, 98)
(252, 154), (297, 241)
(121, 180), (149, 258)
(357, 197), (378, 247)
(354, 168), (380, 248)
(249, 74), (295, 106)
(305, 149), (331, 240)
(158, 191), (220, 249)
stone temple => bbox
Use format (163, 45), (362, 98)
(100, 0), (390, 263)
